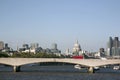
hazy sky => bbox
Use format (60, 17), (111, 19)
(0, 0), (120, 52)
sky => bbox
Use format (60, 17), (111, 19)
(0, 0), (120, 52)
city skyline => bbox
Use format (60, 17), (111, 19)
(0, 0), (120, 52)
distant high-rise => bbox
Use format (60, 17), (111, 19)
(23, 44), (29, 49)
(107, 37), (120, 57)
(65, 48), (71, 55)
(0, 41), (4, 50)
(107, 37), (113, 56)
(108, 37), (113, 48)
(5, 43), (8, 49)
(113, 37), (119, 48)
(100, 48), (104, 53)
(51, 43), (57, 50)
(4, 43), (11, 52)
(51, 43), (61, 54)
(30, 43), (39, 49)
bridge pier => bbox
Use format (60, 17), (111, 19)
(88, 67), (94, 73)
(13, 66), (21, 72)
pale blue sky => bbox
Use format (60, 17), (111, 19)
(0, 0), (120, 52)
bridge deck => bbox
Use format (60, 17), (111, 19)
(0, 58), (120, 67)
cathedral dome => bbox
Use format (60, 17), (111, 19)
(73, 40), (81, 52)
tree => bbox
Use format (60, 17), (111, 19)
(11, 52), (61, 58)
(0, 52), (9, 57)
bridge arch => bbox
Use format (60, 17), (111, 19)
(12, 59), (91, 67)
(0, 63), (13, 67)
(18, 61), (89, 67)
(93, 62), (120, 67)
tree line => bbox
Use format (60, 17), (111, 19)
(0, 52), (64, 58)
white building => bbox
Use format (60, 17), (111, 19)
(65, 48), (72, 56)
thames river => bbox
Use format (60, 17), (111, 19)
(0, 65), (120, 80)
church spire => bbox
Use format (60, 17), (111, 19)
(76, 40), (78, 44)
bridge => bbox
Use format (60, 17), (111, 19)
(0, 58), (120, 73)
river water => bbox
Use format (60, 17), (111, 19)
(0, 65), (120, 80)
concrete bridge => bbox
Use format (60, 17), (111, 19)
(0, 58), (120, 73)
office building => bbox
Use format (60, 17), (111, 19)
(4, 43), (10, 52)
(51, 43), (57, 50)
(0, 41), (4, 50)
(107, 37), (120, 57)
(5, 43), (8, 49)
(51, 43), (61, 54)
(107, 37), (113, 56)
(23, 44), (29, 49)
(30, 43), (39, 50)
